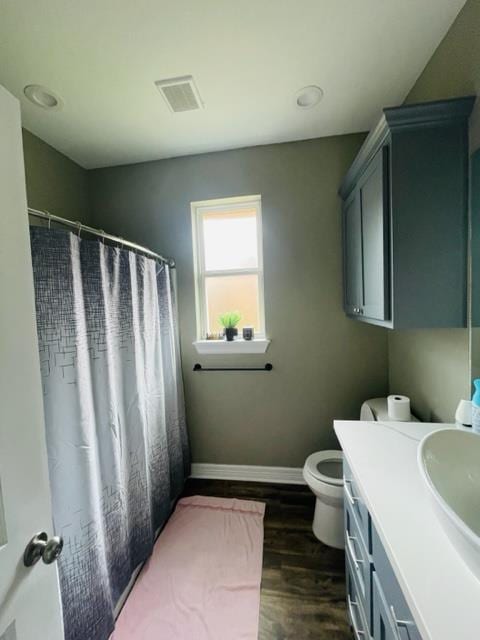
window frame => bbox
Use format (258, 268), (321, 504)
(191, 195), (266, 341)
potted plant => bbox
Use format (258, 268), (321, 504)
(219, 311), (241, 341)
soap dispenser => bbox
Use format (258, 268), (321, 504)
(472, 379), (480, 433)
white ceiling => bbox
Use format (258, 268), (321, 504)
(0, 0), (466, 169)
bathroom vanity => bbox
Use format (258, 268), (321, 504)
(334, 420), (480, 640)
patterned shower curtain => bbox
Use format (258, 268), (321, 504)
(30, 227), (190, 640)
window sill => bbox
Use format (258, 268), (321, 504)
(193, 338), (270, 355)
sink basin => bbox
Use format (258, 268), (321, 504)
(418, 428), (480, 581)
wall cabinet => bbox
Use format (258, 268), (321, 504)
(344, 459), (421, 640)
(343, 190), (363, 316)
(339, 97), (474, 329)
(343, 148), (389, 322)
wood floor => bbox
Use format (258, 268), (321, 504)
(182, 479), (353, 640)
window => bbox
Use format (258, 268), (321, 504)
(191, 195), (266, 344)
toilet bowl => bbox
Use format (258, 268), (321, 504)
(304, 398), (416, 549)
(303, 450), (344, 549)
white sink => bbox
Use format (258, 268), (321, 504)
(418, 428), (480, 581)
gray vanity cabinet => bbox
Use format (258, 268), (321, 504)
(344, 459), (422, 640)
(339, 96), (474, 329)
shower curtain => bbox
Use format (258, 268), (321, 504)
(30, 226), (190, 640)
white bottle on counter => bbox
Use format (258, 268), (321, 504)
(455, 399), (472, 430)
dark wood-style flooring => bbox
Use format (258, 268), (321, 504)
(182, 479), (353, 640)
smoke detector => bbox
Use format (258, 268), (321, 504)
(155, 75), (204, 113)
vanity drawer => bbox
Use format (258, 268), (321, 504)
(345, 496), (372, 630)
(372, 527), (421, 640)
(344, 458), (371, 551)
(346, 544), (372, 640)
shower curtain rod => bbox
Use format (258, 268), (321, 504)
(27, 207), (175, 267)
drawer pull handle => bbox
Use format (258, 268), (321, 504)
(347, 595), (365, 638)
(390, 605), (414, 639)
(346, 534), (364, 572)
(344, 480), (359, 506)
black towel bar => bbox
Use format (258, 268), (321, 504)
(193, 363), (273, 372)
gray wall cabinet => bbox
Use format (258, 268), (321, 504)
(339, 97), (474, 329)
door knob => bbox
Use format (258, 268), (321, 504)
(23, 531), (64, 567)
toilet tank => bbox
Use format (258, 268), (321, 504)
(360, 397), (418, 422)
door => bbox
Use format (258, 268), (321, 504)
(0, 86), (64, 639)
(358, 147), (390, 321)
(343, 190), (363, 316)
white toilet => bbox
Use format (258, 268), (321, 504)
(303, 397), (417, 549)
(303, 450), (344, 549)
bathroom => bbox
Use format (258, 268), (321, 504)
(1, 1), (480, 639)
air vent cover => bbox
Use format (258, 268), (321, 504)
(155, 75), (203, 113)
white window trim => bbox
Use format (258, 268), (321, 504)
(191, 195), (267, 346)
(193, 338), (270, 355)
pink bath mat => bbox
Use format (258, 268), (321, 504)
(111, 495), (266, 640)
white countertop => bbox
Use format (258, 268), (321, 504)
(334, 420), (480, 640)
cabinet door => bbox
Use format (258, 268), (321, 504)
(372, 572), (400, 640)
(345, 498), (372, 633)
(359, 148), (390, 321)
(346, 548), (370, 640)
(372, 528), (421, 640)
(372, 571), (418, 640)
(343, 190), (363, 315)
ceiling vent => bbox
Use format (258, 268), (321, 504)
(155, 75), (203, 113)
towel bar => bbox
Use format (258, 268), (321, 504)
(193, 363), (273, 372)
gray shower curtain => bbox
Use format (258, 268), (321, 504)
(30, 227), (190, 640)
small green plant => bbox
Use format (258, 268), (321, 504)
(219, 311), (241, 328)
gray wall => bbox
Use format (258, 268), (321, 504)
(89, 136), (388, 466)
(389, 329), (469, 422)
(22, 128), (90, 224)
(388, 0), (480, 422)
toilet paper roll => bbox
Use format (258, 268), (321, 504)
(387, 395), (411, 421)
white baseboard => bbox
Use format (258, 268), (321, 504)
(190, 463), (306, 485)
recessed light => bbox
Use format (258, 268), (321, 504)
(295, 85), (324, 109)
(24, 85), (63, 111)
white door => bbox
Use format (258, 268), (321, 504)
(0, 86), (64, 639)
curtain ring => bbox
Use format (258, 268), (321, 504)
(99, 230), (105, 245)
(76, 221), (82, 237)
(45, 210), (52, 230)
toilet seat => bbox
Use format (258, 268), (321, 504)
(304, 450), (343, 487)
